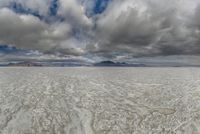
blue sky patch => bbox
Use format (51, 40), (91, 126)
(0, 45), (31, 55)
(7, 1), (63, 23)
(8, 2), (43, 19)
(93, 0), (110, 14)
(49, 0), (59, 16)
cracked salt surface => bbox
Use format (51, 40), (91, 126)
(0, 67), (200, 134)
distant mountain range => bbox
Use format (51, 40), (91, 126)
(7, 61), (43, 67)
(94, 61), (146, 67)
(3, 60), (146, 67)
(2, 60), (199, 67)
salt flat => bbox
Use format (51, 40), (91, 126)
(0, 67), (200, 134)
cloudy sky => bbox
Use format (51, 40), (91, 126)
(1, 0), (200, 65)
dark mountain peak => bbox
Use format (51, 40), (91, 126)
(94, 61), (146, 67)
(99, 61), (115, 64)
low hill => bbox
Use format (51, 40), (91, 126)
(94, 61), (146, 67)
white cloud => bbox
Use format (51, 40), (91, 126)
(0, 0), (94, 56)
(0, 6), (87, 56)
(58, 0), (92, 28)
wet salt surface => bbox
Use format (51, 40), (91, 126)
(0, 67), (200, 134)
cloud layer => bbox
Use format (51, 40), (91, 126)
(91, 0), (200, 57)
(0, 0), (200, 60)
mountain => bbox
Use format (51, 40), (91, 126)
(94, 61), (146, 67)
(5, 60), (146, 67)
(8, 61), (43, 67)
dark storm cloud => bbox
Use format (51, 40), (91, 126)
(0, 0), (200, 59)
(86, 0), (200, 57)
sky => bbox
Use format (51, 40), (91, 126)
(1, 0), (200, 65)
